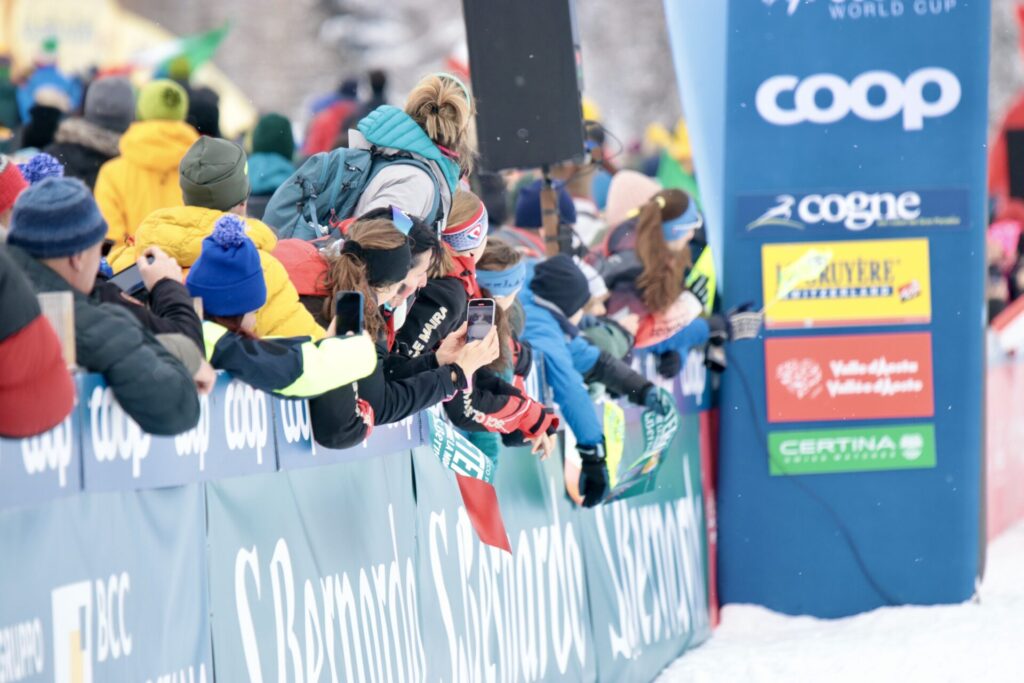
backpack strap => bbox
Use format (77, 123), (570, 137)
(367, 147), (445, 228)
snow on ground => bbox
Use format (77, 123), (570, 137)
(659, 521), (1024, 683)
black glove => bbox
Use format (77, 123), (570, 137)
(656, 350), (682, 378)
(643, 386), (675, 416)
(577, 442), (609, 507)
(705, 313), (729, 373)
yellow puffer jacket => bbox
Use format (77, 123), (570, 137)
(130, 206), (325, 340)
(96, 120), (199, 271)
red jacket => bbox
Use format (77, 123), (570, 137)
(0, 247), (75, 438)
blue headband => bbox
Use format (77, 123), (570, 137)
(476, 261), (527, 297)
(662, 199), (703, 242)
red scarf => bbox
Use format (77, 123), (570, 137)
(445, 244), (483, 299)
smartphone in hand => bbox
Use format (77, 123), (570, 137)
(467, 298), (495, 342)
(334, 291), (365, 336)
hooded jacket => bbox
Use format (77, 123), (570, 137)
(95, 120), (199, 269)
(6, 244), (200, 436)
(127, 206), (325, 339)
(351, 105), (460, 229)
(247, 152), (295, 221)
(44, 118), (121, 189)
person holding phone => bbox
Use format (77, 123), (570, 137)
(185, 215), (377, 397)
(393, 194), (559, 462)
(322, 212), (498, 427)
(92, 244), (204, 351)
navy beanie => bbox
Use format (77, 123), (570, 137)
(515, 179), (577, 229)
(186, 214), (267, 317)
(7, 177), (107, 258)
(530, 254), (591, 319)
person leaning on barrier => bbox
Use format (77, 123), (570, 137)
(91, 244), (204, 351)
(320, 212), (498, 428)
(519, 254), (676, 507)
(184, 213), (377, 398)
(5, 177), (201, 435)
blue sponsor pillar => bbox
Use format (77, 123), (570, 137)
(664, 0), (990, 616)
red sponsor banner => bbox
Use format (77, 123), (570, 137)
(765, 332), (934, 423)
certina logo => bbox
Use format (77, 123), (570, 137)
(756, 68), (961, 130)
(89, 386), (151, 478)
(777, 356), (924, 399)
(764, 0), (959, 20)
(779, 431), (926, 460)
(224, 382), (269, 464)
(749, 191), (922, 231)
(21, 414), (75, 487)
(51, 574), (133, 683)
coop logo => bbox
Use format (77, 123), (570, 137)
(50, 574), (133, 683)
(174, 394), (211, 471)
(223, 381), (268, 464)
(278, 398), (312, 444)
(21, 414), (75, 488)
(764, 0), (959, 20)
(756, 68), (960, 130)
(89, 386), (151, 478)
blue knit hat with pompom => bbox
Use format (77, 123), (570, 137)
(186, 214), (267, 317)
(18, 153), (64, 185)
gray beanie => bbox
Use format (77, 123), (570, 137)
(84, 77), (135, 134)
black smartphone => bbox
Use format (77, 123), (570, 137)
(108, 264), (147, 296)
(467, 298), (495, 342)
(334, 291), (364, 336)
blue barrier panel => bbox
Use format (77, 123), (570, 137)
(273, 392), (424, 470)
(205, 453), (421, 680)
(0, 412), (81, 510)
(0, 484), (211, 681)
(666, 0), (990, 616)
(80, 373), (275, 491)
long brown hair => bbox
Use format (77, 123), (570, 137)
(476, 238), (522, 373)
(323, 219), (408, 340)
(405, 74), (476, 177)
(635, 190), (692, 313)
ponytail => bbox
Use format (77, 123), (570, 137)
(635, 190), (692, 313)
(405, 74), (477, 176)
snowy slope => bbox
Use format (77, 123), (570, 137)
(658, 522), (1024, 683)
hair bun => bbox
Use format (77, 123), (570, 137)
(656, 189), (688, 222)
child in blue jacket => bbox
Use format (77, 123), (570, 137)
(518, 254), (674, 507)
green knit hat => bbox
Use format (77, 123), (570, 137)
(251, 113), (295, 161)
(137, 79), (189, 122)
(179, 137), (250, 210)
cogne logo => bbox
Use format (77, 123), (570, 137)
(756, 68), (960, 130)
(765, 333), (934, 423)
(743, 188), (967, 233)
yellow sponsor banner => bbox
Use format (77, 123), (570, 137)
(761, 238), (931, 328)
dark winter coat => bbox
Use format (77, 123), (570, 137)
(44, 118), (121, 189)
(7, 245), (200, 435)
(92, 277), (204, 351)
(362, 340), (466, 425)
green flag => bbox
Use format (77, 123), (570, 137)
(656, 151), (702, 209)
